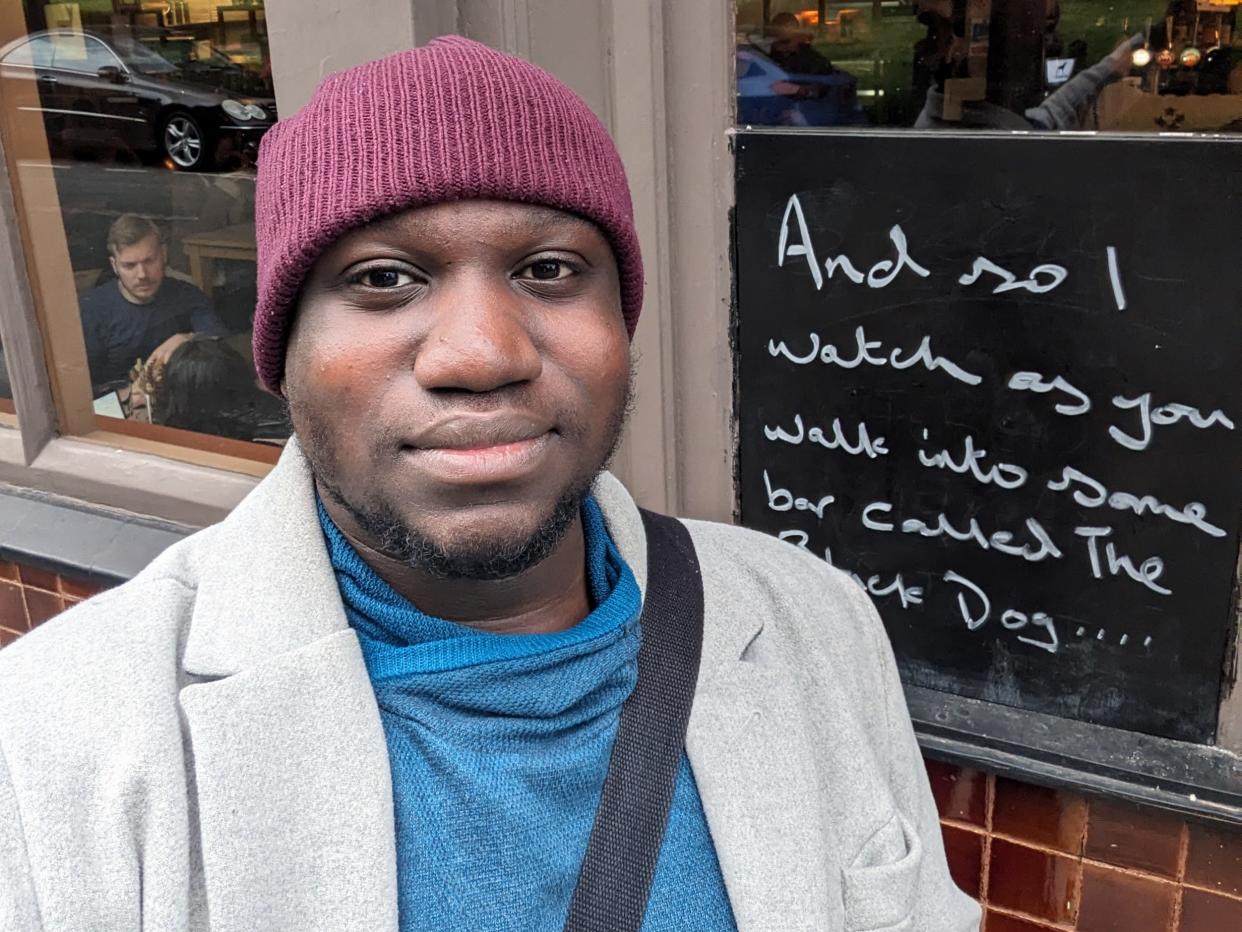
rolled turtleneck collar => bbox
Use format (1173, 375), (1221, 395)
(316, 495), (640, 681)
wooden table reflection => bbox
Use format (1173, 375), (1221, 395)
(182, 223), (257, 299)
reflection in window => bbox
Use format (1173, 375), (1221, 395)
(0, 1), (288, 456)
(0, 340), (11, 411)
(736, 1), (1242, 133)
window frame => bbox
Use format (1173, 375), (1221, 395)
(0, 12), (278, 524)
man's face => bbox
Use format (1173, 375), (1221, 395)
(284, 200), (632, 579)
(110, 234), (166, 303)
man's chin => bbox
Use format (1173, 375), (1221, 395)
(387, 497), (584, 580)
(333, 481), (591, 581)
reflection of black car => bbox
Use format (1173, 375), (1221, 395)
(0, 28), (276, 170)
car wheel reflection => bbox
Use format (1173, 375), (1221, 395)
(162, 112), (205, 169)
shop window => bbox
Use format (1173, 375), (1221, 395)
(735, 1), (1242, 133)
(0, 0), (287, 467)
(0, 346), (12, 415)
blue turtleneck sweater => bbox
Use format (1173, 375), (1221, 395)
(319, 497), (737, 932)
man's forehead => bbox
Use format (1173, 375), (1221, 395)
(116, 235), (163, 256)
(362, 200), (596, 240)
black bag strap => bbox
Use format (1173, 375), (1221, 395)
(563, 508), (705, 932)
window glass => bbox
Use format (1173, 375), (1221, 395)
(50, 33), (121, 72)
(735, 1), (1242, 133)
(0, 1), (288, 462)
(3, 35), (53, 68)
(0, 340), (12, 414)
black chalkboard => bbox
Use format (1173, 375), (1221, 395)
(734, 131), (1242, 745)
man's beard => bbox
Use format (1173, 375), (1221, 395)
(318, 468), (595, 581)
(303, 368), (634, 581)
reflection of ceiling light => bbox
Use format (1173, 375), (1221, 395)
(1180, 46), (1202, 67)
(1157, 47), (1176, 69)
(1132, 47), (1153, 67)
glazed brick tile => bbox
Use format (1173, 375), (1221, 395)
(0, 626), (23, 648)
(23, 588), (63, 628)
(0, 560), (17, 581)
(1179, 887), (1242, 931)
(987, 837), (1077, 924)
(0, 580), (28, 631)
(17, 564), (59, 592)
(941, 822), (983, 899)
(992, 777), (1088, 854)
(1185, 819), (1242, 896)
(57, 574), (106, 601)
(1077, 863), (1175, 932)
(926, 758), (988, 826)
(1084, 797), (1184, 878)
(984, 911), (1062, 932)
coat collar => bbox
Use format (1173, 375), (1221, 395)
(182, 438), (347, 678)
(178, 441), (792, 931)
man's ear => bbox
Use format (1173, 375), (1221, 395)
(160, 244), (168, 263)
(109, 255), (118, 276)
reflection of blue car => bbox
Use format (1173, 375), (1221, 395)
(736, 45), (863, 127)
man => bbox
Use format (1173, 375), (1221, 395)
(0, 38), (979, 932)
(79, 214), (230, 393)
(766, 11), (837, 76)
(912, 2), (1143, 132)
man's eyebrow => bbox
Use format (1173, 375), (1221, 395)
(503, 205), (595, 235)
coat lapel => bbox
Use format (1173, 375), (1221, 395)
(593, 476), (830, 931)
(178, 441), (398, 932)
(686, 663), (831, 932)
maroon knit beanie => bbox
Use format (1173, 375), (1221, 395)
(252, 36), (643, 394)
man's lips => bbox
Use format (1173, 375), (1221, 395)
(401, 414), (556, 484)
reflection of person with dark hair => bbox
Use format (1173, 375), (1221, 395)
(767, 11), (837, 75)
(912, 0), (965, 98)
(1150, 0), (1199, 51)
(79, 214), (230, 393)
(151, 335), (288, 440)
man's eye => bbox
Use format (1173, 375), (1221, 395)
(519, 259), (572, 282)
(355, 268), (415, 288)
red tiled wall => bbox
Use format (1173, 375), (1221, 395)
(3, 556), (1241, 932)
(0, 559), (107, 647)
(927, 759), (1242, 932)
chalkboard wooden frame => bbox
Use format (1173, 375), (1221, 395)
(731, 127), (1242, 822)
(909, 686), (1242, 825)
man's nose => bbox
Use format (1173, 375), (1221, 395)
(413, 279), (542, 393)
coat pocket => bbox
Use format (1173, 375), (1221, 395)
(840, 811), (923, 931)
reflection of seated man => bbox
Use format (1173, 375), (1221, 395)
(767, 11), (836, 75)
(79, 215), (229, 393)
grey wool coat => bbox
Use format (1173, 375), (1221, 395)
(0, 442), (980, 932)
